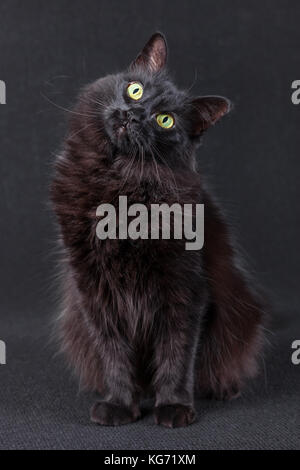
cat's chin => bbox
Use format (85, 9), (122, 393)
(113, 134), (139, 154)
(108, 124), (143, 154)
(105, 126), (131, 153)
(114, 139), (133, 154)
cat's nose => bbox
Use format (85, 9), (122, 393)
(119, 110), (139, 127)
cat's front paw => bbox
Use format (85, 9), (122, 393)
(154, 404), (196, 428)
(90, 401), (140, 426)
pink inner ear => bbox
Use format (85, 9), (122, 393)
(131, 33), (167, 73)
(191, 96), (231, 135)
(149, 37), (167, 72)
(211, 100), (231, 122)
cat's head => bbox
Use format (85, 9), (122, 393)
(74, 33), (230, 169)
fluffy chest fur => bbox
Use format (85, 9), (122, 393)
(53, 149), (206, 342)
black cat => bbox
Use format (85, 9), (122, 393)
(51, 33), (264, 427)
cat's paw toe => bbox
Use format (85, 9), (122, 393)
(90, 402), (140, 426)
(154, 404), (196, 428)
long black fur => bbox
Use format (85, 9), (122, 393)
(51, 33), (265, 427)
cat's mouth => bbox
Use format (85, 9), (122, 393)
(114, 122), (142, 151)
(116, 123), (129, 139)
(115, 122), (131, 147)
(105, 108), (145, 152)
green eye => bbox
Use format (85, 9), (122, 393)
(156, 113), (174, 129)
(127, 82), (143, 100)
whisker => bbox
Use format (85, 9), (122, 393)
(41, 92), (100, 118)
(68, 123), (95, 140)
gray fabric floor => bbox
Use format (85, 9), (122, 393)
(0, 307), (299, 450)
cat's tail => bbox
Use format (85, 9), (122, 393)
(195, 290), (266, 399)
(195, 190), (268, 399)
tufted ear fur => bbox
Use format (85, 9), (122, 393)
(189, 95), (231, 136)
(130, 32), (167, 73)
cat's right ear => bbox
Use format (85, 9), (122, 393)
(188, 95), (231, 137)
(130, 32), (168, 73)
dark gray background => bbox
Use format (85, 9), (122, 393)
(0, 0), (299, 450)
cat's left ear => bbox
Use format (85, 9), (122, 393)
(130, 32), (167, 73)
(189, 95), (231, 136)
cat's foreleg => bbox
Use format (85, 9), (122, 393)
(90, 332), (141, 426)
(152, 304), (204, 428)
